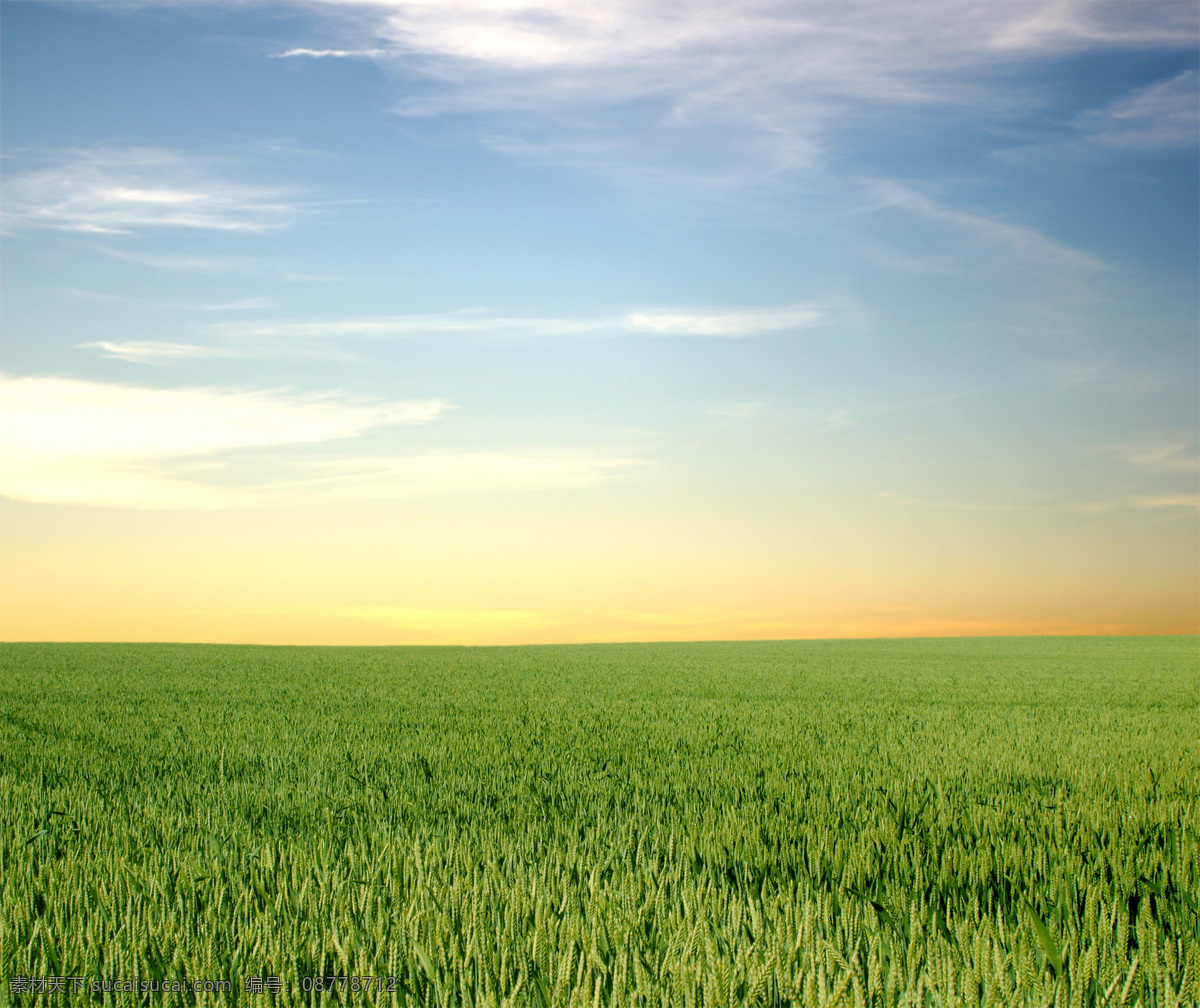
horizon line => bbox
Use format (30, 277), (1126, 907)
(2, 631), (1195, 649)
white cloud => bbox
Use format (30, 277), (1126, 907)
(282, 0), (1195, 185)
(0, 374), (451, 508)
(3, 148), (301, 235)
(306, 1), (1193, 80)
(0, 374), (642, 509)
(623, 305), (826, 336)
(230, 305), (830, 341)
(1073, 69), (1199, 149)
(272, 48), (386, 58)
(79, 304), (832, 363)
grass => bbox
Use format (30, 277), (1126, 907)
(1, 636), (1197, 1006)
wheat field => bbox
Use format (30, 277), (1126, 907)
(1, 636), (1196, 1006)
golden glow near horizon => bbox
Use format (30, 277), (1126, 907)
(1, 2), (1197, 644)
(3, 490), (1195, 644)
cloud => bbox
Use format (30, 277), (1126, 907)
(214, 310), (603, 341)
(304, 1), (1194, 84)
(863, 179), (1106, 272)
(0, 374), (642, 509)
(92, 246), (265, 273)
(79, 341), (271, 365)
(272, 48), (386, 58)
(3, 148), (302, 235)
(1073, 69), (1199, 149)
(225, 305), (829, 341)
(78, 304), (832, 362)
(0, 374), (451, 508)
(79, 313), (604, 364)
(1097, 440), (1199, 474)
(623, 305), (826, 336)
(1126, 494), (1200, 512)
(281, 0), (1196, 185)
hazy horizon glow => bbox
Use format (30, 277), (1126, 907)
(1, 1), (1196, 644)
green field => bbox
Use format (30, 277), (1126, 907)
(1, 637), (1197, 1006)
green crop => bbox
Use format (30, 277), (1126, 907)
(1, 636), (1197, 1006)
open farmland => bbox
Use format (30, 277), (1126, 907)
(1, 637), (1197, 1007)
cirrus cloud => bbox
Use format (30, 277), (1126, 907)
(1072, 69), (1199, 149)
(78, 303), (834, 364)
(282, 0), (1197, 188)
(2, 148), (302, 235)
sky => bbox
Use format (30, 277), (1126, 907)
(1, 0), (1197, 645)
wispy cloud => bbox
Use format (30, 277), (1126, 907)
(92, 245), (266, 273)
(3, 148), (302, 235)
(1073, 69), (1199, 149)
(864, 179), (1106, 272)
(215, 310), (603, 341)
(0, 374), (642, 509)
(1126, 494), (1200, 511)
(78, 341), (284, 365)
(79, 303), (831, 362)
(998, 67), (1200, 165)
(303, 1), (1194, 91)
(284, 1), (1196, 186)
(1096, 439), (1199, 474)
(272, 48), (386, 58)
(80, 313), (599, 363)
(224, 305), (830, 341)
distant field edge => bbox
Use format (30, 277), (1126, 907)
(0, 632), (1197, 649)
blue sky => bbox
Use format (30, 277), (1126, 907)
(1, 0), (1196, 643)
